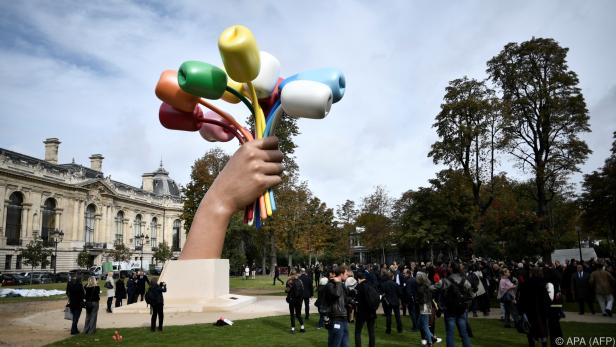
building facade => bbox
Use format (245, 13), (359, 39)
(0, 138), (185, 273)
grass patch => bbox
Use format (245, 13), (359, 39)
(47, 314), (615, 347)
(229, 275), (287, 295)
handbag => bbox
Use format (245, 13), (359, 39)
(64, 305), (73, 321)
(105, 281), (113, 289)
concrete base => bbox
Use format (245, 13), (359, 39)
(114, 259), (255, 314)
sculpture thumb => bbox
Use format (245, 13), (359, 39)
(155, 70), (200, 113)
(199, 111), (235, 142)
(159, 102), (202, 131)
(178, 61), (228, 100)
(218, 25), (261, 82)
(280, 80), (332, 119)
(280, 68), (345, 103)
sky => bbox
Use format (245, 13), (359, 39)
(0, 1), (615, 211)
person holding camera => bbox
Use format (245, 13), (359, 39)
(325, 265), (350, 347)
(146, 279), (167, 332)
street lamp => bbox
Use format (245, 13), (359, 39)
(49, 229), (64, 276)
(136, 233), (150, 270)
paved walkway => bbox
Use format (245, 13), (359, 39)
(1, 296), (615, 346)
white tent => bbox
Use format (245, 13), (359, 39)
(551, 248), (597, 264)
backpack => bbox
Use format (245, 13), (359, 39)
(145, 288), (154, 305)
(293, 278), (304, 299)
(467, 272), (479, 293)
(365, 284), (381, 311)
(444, 277), (472, 315)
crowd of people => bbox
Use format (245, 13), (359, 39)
(65, 269), (166, 336)
(281, 256), (615, 347)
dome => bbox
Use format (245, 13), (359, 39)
(149, 161), (180, 197)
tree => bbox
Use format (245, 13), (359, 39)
(487, 37), (591, 257)
(180, 148), (229, 233)
(77, 248), (91, 268)
(357, 186), (393, 263)
(19, 239), (52, 284)
(153, 241), (173, 264)
(429, 77), (501, 216)
(580, 131), (616, 256)
(335, 199), (358, 260)
(107, 242), (133, 262)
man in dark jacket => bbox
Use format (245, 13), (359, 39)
(299, 268), (314, 320)
(404, 268), (419, 331)
(380, 271), (403, 334)
(146, 279), (167, 331)
(66, 275), (85, 335)
(354, 272), (377, 347)
(571, 264), (595, 314)
(137, 271), (150, 302)
(326, 265), (349, 347)
(273, 264), (284, 285)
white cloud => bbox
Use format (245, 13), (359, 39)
(0, 0), (615, 211)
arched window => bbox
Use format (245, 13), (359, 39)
(41, 198), (56, 245)
(172, 219), (181, 251)
(6, 192), (23, 246)
(84, 204), (96, 244)
(115, 211), (124, 244)
(133, 214), (142, 248)
(150, 217), (158, 248)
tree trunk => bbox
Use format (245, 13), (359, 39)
(261, 243), (267, 276)
(269, 233), (277, 276)
(288, 253), (293, 269)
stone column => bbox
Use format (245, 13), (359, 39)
(21, 203), (31, 241)
(0, 184), (6, 235)
(71, 200), (80, 242)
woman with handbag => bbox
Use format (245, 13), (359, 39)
(83, 276), (100, 334)
(105, 272), (115, 313)
(498, 268), (517, 328)
(66, 274), (85, 335)
(115, 275), (127, 307)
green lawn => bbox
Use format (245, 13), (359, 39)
(47, 314), (615, 347)
(229, 275), (287, 296)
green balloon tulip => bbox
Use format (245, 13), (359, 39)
(178, 61), (228, 100)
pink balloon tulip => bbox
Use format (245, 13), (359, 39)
(198, 111), (235, 142)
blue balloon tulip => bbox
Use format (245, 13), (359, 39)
(280, 68), (345, 103)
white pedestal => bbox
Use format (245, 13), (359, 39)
(114, 259), (255, 314)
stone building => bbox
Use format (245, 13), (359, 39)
(0, 138), (185, 273)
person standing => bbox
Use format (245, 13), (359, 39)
(354, 272), (378, 347)
(404, 268), (419, 331)
(589, 263), (615, 316)
(326, 265), (350, 347)
(299, 268), (314, 320)
(285, 270), (305, 334)
(498, 268), (517, 328)
(115, 276), (127, 307)
(315, 277), (329, 329)
(251, 262), (257, 279)
(146, 279), (167, 331)
(571, 264), (595, 315)
(137, 271), (150, 302)
(416, 272), (442, 346)
(127, 272), (138, 305)
(83, 276), (100, 335)
(273, 264), (284, 285)
(518, 267), (550, 347)
(66, 274), (85, 335)
(442, 262), (472, 347)
(380, 271), (403, 334)
(104, 272), (115, 313)
(244, 264), (250, 280)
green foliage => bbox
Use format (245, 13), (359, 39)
(19, 239), (52, 276)
(76, 248), (91, 268)
(107, 242), (133, 262)
(580, 131), (616, 256)
(429, 77), (500, 215)
(153, 241), (173, 264)
(487, 37), (591, 247)
(357, 186), (394, 262)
